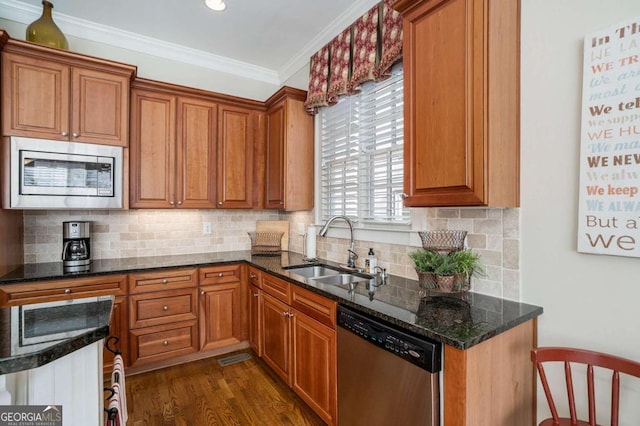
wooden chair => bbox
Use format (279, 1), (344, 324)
(531, 347), (640, 426)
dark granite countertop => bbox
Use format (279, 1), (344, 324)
(0, 251), (542, 350)
(0, 296), (113, 374)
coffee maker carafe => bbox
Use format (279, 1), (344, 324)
(62, 221), (91, 272)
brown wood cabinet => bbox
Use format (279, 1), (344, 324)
(128, 268), (199, 367)
(259, 272), (337, 425)
(129, 83), (217, 208)
(395, 0), (520, 207)
(264, 87), (314, 211)
(198, 264), (246, 351)
(247, 266), (262, 356)
(217, 105), (255, 208)
(1, 37), (134, 146)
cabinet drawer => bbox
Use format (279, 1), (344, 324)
(199, 264), (241, 285)
(129, 288), (198, 329)
(128, 268), (197, 294)
(129, 320), (198, 367)
(0, 274), (127, 307)
(291, 286), (336, 328)
(262, 273), (291, 304)
(247, 265), (261, 288)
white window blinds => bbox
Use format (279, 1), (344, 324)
(320, 63), (409, 225)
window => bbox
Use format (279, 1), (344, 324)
(319, 63), (408, 227)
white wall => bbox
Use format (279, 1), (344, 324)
(521, 0), (640, 423)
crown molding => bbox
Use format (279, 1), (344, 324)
(0, 0), (380, 86)
(0, 0), (280, 85)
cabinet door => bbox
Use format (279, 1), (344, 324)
(248, 284), (262, 356)
(1, 52), (70, 139)
(71, 67), (129, 146)
(103, 295), (128, 375)
(265, 102), (285, 208)
(199, 282), (242, 351)
(399, 0), (519, 207)
(217, 105), (254, 208)
(176, 97), (218, 208)
(261, 292), (291, 385)
(291, 310), (336, 425)
(129, 89), (176, 208)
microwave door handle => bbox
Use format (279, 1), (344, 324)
(62, 241), (71, 261)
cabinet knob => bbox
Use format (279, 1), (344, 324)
(218, 272), (224, 277)
(177, 201), (183, 205)
(282, 311), (288, 317)
(201, 290), (205, 295)
(61, 131), (68, 137)
(162, 279), (168, 284)
(279, 201), (284, 205)
(401, 193), (409, 199)
(163, 305), (169, 311)
(163, 340), (169, 346)
(250, 273), (257, 279)
(218, 201), (223, 206)
(252, 293), (259, 298)
(72, 132), (79, 138)
(169, 201), (175, 205)
(64, 288), (71, 294)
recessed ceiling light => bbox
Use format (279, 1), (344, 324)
(205, 0), (226, 11)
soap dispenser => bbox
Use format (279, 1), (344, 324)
(364, 248), (377, 273)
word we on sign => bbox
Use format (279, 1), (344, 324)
(578, 16), (640, 257)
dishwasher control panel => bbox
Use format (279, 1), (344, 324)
(337, 305), (441, 372)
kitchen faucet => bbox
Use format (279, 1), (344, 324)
(318, 215), (358, 269)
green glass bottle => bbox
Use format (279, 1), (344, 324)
(26, 1), (69, 50)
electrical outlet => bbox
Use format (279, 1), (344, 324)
(202, 222), (212, 235)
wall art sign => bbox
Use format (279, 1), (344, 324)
(578, 16), (640, 257)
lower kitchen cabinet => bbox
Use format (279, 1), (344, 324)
(103, 295), (128, 375)
(199, 282), (243, 351)
(248, 283), (262, 356)
(259, 272), (337, 425)
(261, 292), (291, 384)
(291, 308), (336, 425)
(129, 320), (199, 366)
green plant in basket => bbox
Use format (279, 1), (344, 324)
(408, 249), (442, 272)
(448, 249), (484, 281)
(409, 248), (484, 291)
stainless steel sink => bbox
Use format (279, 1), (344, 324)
(312, 274), (368, 286)
(283, 265), (341, 278)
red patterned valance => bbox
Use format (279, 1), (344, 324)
(349, 4), (379, 94)
(304, 44), (331, 114)
(376, 0), (403, 80)
(304, 0), (404, 114)
(327, 27), (352, 103)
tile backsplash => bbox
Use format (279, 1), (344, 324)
(23, 207), (520, 300)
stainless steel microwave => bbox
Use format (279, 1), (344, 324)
(7, 136), (123, 209)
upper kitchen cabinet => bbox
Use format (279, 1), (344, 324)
(130, 80), (217, 209)
(264, 87), (314, 211)
(0, 33), (135, 147)
(394, 0), (520, 207)
(217, 105), (256, 209)
(130, 79), (263, 209)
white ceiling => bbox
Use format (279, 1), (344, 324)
(0, 0), (380, 85)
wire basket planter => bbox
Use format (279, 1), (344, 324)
(247, 232), (284, 255)
(418, 230), (467, 253)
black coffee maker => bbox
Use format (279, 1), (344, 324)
(62, 221), (91, 272)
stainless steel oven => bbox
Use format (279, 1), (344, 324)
(8, 136), (123, 209)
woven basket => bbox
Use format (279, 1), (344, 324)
(418, 230), (467, 252)
(417, 270), (470, 293)
(248, 232), (283, 255)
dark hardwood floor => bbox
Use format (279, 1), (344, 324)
(120, 351), (326, 426)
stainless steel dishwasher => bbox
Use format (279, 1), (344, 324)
(337, 304), (442, 426)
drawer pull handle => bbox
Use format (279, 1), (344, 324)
(64, 288), (71, 294)
(218, 273), (224, 277)
(162, 279), (168, 284)
(163, 305), (169, 311)
(163, 340), (169, 346)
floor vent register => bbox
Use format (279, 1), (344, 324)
(217, 352), (252, 367)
